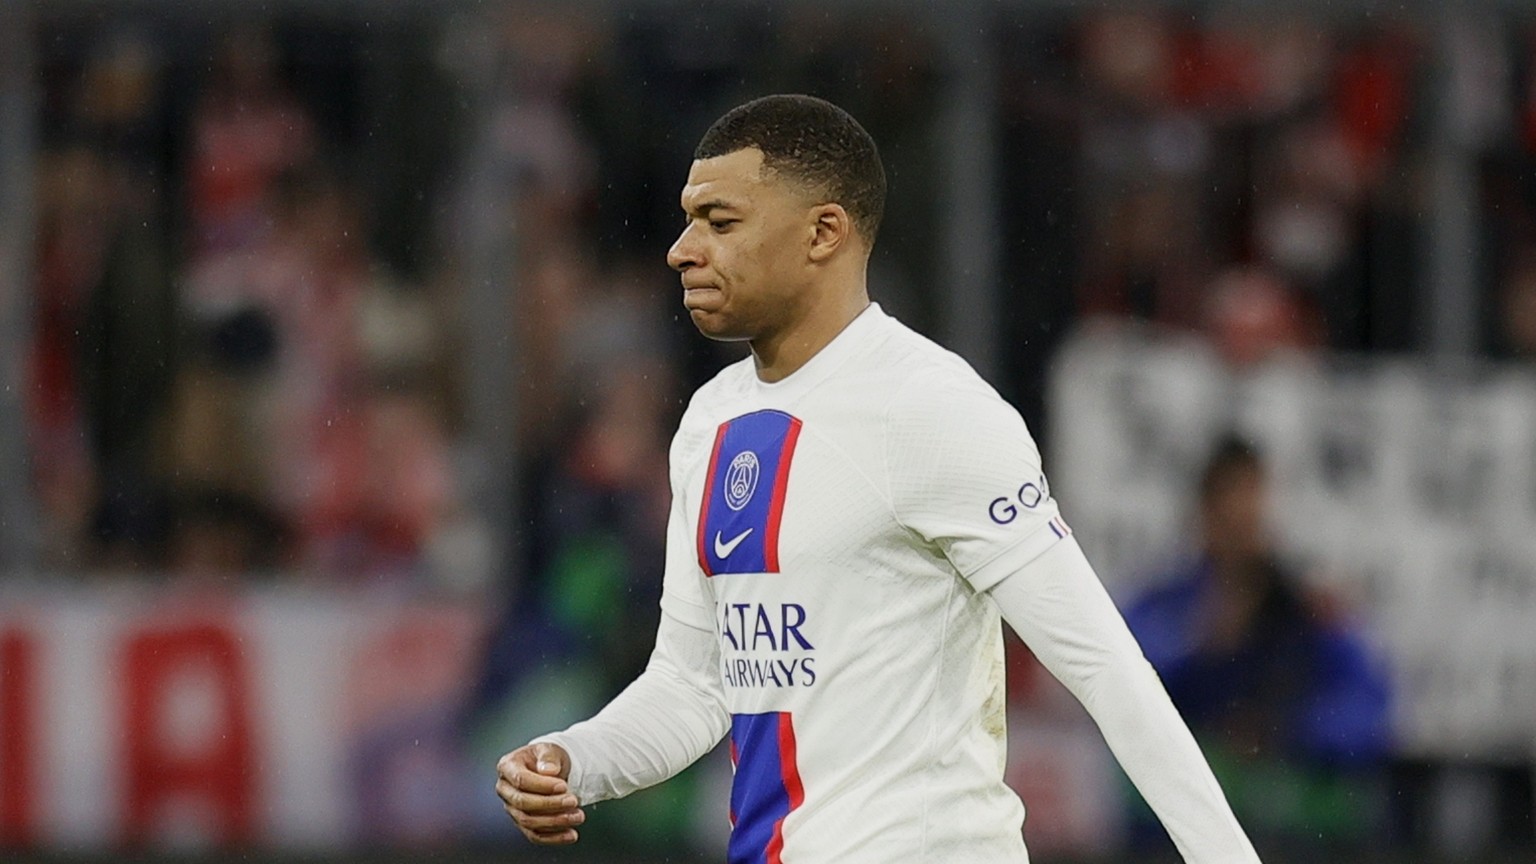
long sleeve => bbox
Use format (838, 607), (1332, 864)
(987, 537), (1261, 863)
(533, 606), (729, 804)
(532, 439), (729, 805)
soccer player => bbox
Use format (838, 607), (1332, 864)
(496, 94), (1260, 862)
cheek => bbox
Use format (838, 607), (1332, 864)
(715, 221), (801, 296)
(717, 240), (765, 286)
(750, 226), (805, 283)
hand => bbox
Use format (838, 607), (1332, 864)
(496, 742), (584, 845)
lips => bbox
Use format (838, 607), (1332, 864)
(682, 282), (724, 310)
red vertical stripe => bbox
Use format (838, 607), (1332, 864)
(696, 423), (730, 576)
(764, 713), (804, 864)
(777, 712), (805, 808)
(762, 417), (803, 573)
(0, 631), (35, 848)
(728, 738), (740, 827)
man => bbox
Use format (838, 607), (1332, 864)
(1125, 436), (1390, 847)
(497, 94), (1259, 862)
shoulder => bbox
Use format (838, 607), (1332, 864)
(871, 321), (1047, 492)
(872, 319), (1015, 422)
(881, 352), (1037, 471)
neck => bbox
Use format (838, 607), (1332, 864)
(750, 276), (870, 382)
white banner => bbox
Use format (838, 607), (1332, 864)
(0, 586), (490, 851)
(1050, 329), (1536, 760)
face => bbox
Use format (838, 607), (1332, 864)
(666, 148), (818, 342)
(1201, 464), (1269, 570)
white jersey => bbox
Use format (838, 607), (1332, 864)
(538, 303), (1259, 864)
(670, 302), (1056, 861)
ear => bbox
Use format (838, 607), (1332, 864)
(807, 203), (853, 263)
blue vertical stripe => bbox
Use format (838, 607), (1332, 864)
(728, 712), (793, 864)
(701, 410), (798, 576)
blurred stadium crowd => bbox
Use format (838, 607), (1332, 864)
(5, 2), (1536, 862)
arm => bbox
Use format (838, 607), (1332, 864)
(497, 609), (726, 845)
(532, 606), (729, 803)
(498, 438), (728, 842)
(987, 537), (1260, 863)
(882, 364), (1258, 860)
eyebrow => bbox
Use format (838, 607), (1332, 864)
(682, 198), (738, 218)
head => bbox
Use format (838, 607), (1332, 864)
(1197, 435), (1270, 573)
(666, 94), (886, 343)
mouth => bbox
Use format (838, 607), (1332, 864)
(682, 283), (724, 310)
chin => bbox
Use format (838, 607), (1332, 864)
(689, 310), (751, 342)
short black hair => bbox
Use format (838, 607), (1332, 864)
(696, 94), (887, 246)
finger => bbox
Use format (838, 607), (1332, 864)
(529, 742), (569, 777)
(511, 808), (586, 832)
(495, 764), (567, 798)
(496, 751), (569, 795)
(511, 768), (568, 797)
(499, 745), (568, 779)
(499, 792), (584, 842)
(496, 779), (578, 814)
(520, 825), (579, 846)
(496, 750), (544, 784)
(495, 778), (517, 806)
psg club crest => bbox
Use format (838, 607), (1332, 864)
(725, 452), (761, 511)
(698, 410), (802, 576)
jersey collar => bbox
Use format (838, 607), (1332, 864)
(750, 302), (888, 401)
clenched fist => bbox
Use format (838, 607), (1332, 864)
(496, 742), (584, 845)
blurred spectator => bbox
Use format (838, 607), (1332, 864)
(177, 163), (462, 583)
(1250, 119), (1361, 293)
(1075, 10), (1213, 330)
(1069, 10), (1424, 354)
(27, 21), (419, 578)
(1077, 178), (1210, 328)
(533, 359), (673, 676)
(28, 146), (110, 569)
(1123, 435), (1392, 850)
(186, 24), (314, 254)
(168, 488), (287, 582)
(1203, 266), (1323, 367)
(71, 30), (170, 181)
(29, 28), (179, 571)
(1330, 26), (1417, 192)
(460, 8), (603, 453)
(1494, 244), (1536, 360)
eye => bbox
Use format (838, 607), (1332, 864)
(710, 219), (738, 232)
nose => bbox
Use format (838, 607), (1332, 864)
(667, 223), (702, 272)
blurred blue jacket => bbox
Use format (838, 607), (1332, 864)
(1124, 555), (1392, 767)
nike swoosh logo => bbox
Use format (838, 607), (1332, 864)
(713, 528), (753, 558)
